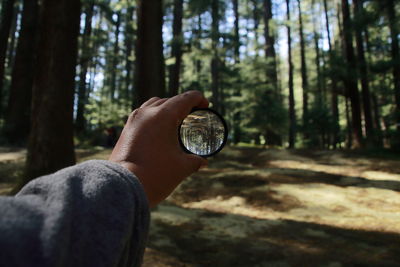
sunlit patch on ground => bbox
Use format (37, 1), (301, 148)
(146, 147), (400, 266)
(0, 147), (111, 195)
(0, 148), (26, 161)
(268, 160), (400, 182)
(0, 146), (399, 266)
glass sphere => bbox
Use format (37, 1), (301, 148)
(179, 109), (227, 157)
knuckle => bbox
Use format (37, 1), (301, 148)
(183, 90), (200, 97)
(128, 108), (139, 121)
(141, 97), (160, 107)
(156, 106), (180, 122)
(155, 106), (172, 117)
(149, 96), (160, 101)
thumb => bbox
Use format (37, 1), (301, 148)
(185, 154), (208, 173)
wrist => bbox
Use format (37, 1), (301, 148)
(111, 160), (158, 208)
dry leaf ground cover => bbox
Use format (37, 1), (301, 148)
(0, 146), (399, 266)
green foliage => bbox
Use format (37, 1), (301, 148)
(85, 90), (131, 130)
(187, 0), (212, 17)
(249, 90), (288, 143)
(5, 0), (397, 150)
(234, 57), (288, 145)
(302, 103), (335, 147)
(71, 0), (400, 149)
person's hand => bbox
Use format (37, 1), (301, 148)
(109, 91), (209, 208)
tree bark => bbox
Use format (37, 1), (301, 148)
(76, 1), (94, 133)
(134, 0), (165, 107)
(263, 0), (278, 93)
(341, 0), (363, 148)
(353, 0), (374, 146)
(324, 0), (341, 148)
(6, 1), (19, 72)
(386, 0), (400, 147)
(364, 28), (383, 146)
(0, 0), (16, 115)
(110, 12), (120, 101)
(211, 0), (220, 113)
(371, 93), (383, 144)
(232, 0), (242, 143)
(232, 0), (240, 63)
(195, 14), (202, 80)
(313, 1), (322, 103)
(345, 98), (352, 148)
(313, 0), (326, 147)
(297, 0), (309, 134)
(251, 0), (260, 57)
(25, 0), (80, 182)
(286, 0), (296, 148)
(4, 0), (39, 144)
(124, 6), (135, 104)
(168, 0), (183, 96)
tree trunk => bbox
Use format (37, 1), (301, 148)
(25, 0), (80, 182)
(297, 0), (309, 136)
(134, 0), (165, 107)
(6, 1), (20, 72)
(124, 6), (135, 104)
(286, 0), (296, 148)
(320, 48), (328, 103)
(353, 0), (374, 146)
(4, 0), (39, 144)
(364, 28), (383, 146)
(263, 0), (278, 93)
(313, 2), (327, 142)
(386, 0), (400, 148)
(89, 9), (102, 98)
(168, 0), (183, 96)
(195, 14), (202, 80)
(0, 0), (15, 115)
(110, 12), (120, 101)
(251, 0), (260, 57)
(233, 0), (240, 63)
(232, 0), (242, 143)
(313, 0), (322, 103)
(76, 1), (94, 133)
(325, 0), (341, 148)
(341, 0), (363, 148)
(345, 98), (352, 148)
(371, 92), (383, 146)
(211, 0), (220, 113)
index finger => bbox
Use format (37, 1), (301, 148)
(163, 90), (209, 119)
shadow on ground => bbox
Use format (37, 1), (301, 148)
(144, 146), (400, 266)
(145, 203), (400, 267)
(0, 146), (399, 266)
(0, 147), (111, 195)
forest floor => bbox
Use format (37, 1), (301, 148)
(0, 146), (399, 266)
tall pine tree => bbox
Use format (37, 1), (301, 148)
(25, 0), (80, 182)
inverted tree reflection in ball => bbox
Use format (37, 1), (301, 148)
(180, 110), (225, 156)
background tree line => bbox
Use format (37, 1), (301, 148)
(0, 0), (399, 186)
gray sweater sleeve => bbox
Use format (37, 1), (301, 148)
(0, 160), (150, 267)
